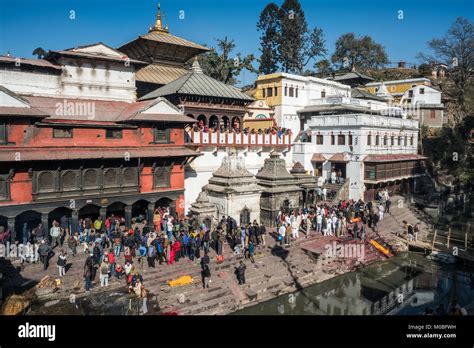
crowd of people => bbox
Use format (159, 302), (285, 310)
(190, 121), (291, 138)
(3, 188), (469, 315)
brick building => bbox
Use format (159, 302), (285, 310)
(0, 43), (199, 241)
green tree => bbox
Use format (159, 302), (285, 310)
(261, 0), (327, 74)
(417, 63), (433, 77)
(257, 3), (281, 74)
(418, 17), (474, 114)
(278, 0), (308, 73)
(314, 59), (332, 77)
(331, 33), (388, 72)
(199, 37), (256, 85)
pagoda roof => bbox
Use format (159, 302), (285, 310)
(139, 31), (209, 52)
(135, 64), (189, 85)
(118, 4), (209, 65)
(140, 59), (254, 102)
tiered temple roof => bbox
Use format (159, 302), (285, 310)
(118, 4), (209, 86)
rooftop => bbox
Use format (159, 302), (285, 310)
(365, 77), (432, 86)
(140, 58), (254, 101)
(257, 72), (351, 90)
(0, 55), (62, 71)
(46, 42), (147, 66)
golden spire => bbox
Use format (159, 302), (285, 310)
(149, 3), (169, 33)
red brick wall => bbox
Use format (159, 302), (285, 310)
(1, 121), (188, 208)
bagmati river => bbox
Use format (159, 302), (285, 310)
(234, 253), (474, 315)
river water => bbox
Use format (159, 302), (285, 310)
(235, 253), (474, 315)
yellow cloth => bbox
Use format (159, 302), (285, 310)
(168, 275), (193, 287)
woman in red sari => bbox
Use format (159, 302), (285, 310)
(168, 241), (176, 265)
(173, 239), (181, 262)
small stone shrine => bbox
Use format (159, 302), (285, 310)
(201, 151), (262, 225)
(256, 151), (302, 227)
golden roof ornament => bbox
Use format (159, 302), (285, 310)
(149, 3), (169, 33)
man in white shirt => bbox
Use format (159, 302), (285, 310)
(50, 221), (62, 248)
(322, 188), (327, 201)
(278, 224), (286, 246)
(316, 214), (322, 234)
(378, 204), (385, 221)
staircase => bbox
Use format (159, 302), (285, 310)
(322, 179), (349, 204)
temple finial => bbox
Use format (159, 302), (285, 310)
(191, 56), (203, 73)
(149, 3), (169, 33)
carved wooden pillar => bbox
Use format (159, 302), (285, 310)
(125, 205), (132, 228)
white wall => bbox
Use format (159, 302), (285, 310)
(0, 69), (62, 97)
(0, 58), (137, 102)
(400, 85), (442, 105)
(59, 58), (136, 102)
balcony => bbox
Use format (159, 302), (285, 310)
(186, 130), (292, 148)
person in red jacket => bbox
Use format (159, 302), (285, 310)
(107, 249), (115, 278)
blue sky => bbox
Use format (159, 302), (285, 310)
(0, 0), (473, 86)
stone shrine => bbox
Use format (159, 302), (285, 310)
(256, 151), (302, 227)
(202, 152), (262, 225)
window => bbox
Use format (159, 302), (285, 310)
(53, 128), (73, 138)
(103, 169), (118, 188)
(122, 167), (137, 186)
(331, 134), (335, 145)
(419, 88), (425, 94)
(106, 129), (122, 139)
(375, 135), (380, 146)
(364, 164), (376, 180)
(267, 87), (273, 97)
(0, 123), (7, 144)
(274, 87), (278, 96)
(153, 127), (170, 143)
(337, 134), (345, 145)
(61, 170), (77, 191)
(38, 171), (55, 192)
(284, 86), (288, 96)
(404, 135), (408, 146)
(83, 169), (98, 188)
(383, 136), (388, 146)
(295, 87), (298, 98)
(153, 165), (170, 188)
(316, 134), (323, 145)
(391, 136), (394, 146)
(367, 134), (372, 146)
(321, 90), (326, 98)
(262, 88), (266, 98)
(410, 136), (414, 146)
(398, 136), (403, 146)
(289, 87), (294, 97)
(240, 208), (250, 225)
(0, 174), (10, 201)
(430, 110), (436, 119)
(348, 134), (353, 146)
(408, 90), (413, 98)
